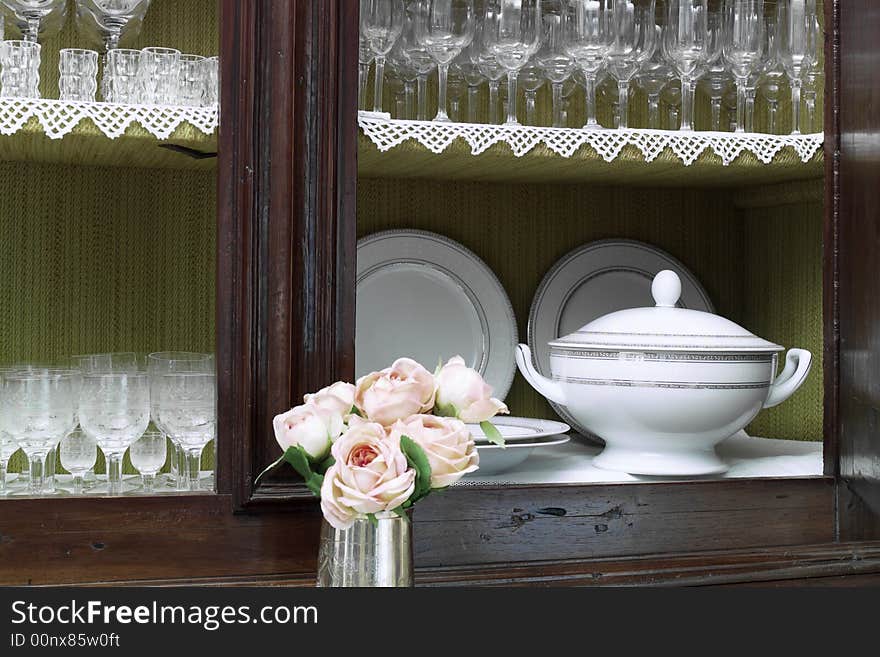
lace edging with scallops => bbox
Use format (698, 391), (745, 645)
(0, 97), (218, 140)
(359, 113), (824, 167)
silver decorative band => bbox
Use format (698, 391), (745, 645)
(553, 376), (771, 390)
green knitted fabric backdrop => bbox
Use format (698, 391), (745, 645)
(358, 177), (824, 442)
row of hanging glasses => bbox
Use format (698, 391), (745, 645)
(360, 0), (822, 134)
(0, 352), (216, 498)
(0, 0), (218, 106)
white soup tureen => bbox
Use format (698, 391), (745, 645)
(515, 270), (812, 476)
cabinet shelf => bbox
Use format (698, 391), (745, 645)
(0, 98), (217, 170)
(358, 116), (824, 188)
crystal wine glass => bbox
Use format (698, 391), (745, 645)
(606, 0), (655, 129)
(563, 0), (612, 130)
(518, 62), (544, 125)
(361, 0), (406, 116)
(722, 0), (764, 133)
(802, 14), (821, 134)
(662, 77), (682, 129)
(156, 372), (216, 493)
(0, 0), (66, 42)
(147, 352), (214, 491)
(415, 0), (475, 122)
(59, 427), (97, 495)
(758, 5), (787, 134)
(0, 368), (20, 495)
(663, 0), (709, 132)
(358, 31), (374, 111)
(699, 6), (730, 131)
(129, 429), (166, 493)
(778, 0), (818, 135)
(78, 372), (149, 496)
(454, 44), (483, 123)
(535, 5), (575, 128)
(447, 64), (466, 121)
(483, 0), (542, 126)
(1, 370), (79, 496)
(390, 0), (437, 120)
(637, 24), (673, 129)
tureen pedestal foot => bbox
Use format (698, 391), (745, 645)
(592, 445), (729, 477)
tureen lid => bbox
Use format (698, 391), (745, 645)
(549, 270), (783, 353)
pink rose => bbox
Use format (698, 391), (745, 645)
(272, 404), (343, 462)
(390, 414), (479, 488)
(304, 381), (356, 418)
(354, 357), (436, 426)
(319, 418), (416, 530)
(434, 356), (509, 423)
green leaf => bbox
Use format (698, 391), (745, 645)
(316, 455), (335, 475)
(349, 405), (363, 418)
(254, 452), (287, 486)
(283, 445), (315, 481)
(400, 434), (433, 503)
(391, 506), (410, 521)
(366, 513), (379, 528)
(305, 472), (324, 497)
(480, 420), (506, 447)
(433, 401), (458, 418)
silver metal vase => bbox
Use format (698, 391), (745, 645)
(316, 511), (414, 587)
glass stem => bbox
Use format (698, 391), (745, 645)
(27, 453), (45, 495)
(372, 56), (386, 114)
(25, 17), (39, 42)
(745, 88), (756, 133)
(648, 93), (660, 129)
(768, 100), (778, 134)
(417, 74), (428, 120)
(583, 71), (598, 129)
(186, 449), (202, 492)
(404, 81), (415, 120)
(358, 61), (370, 111)
(0, 460), (6, 494)
(735, 77), (747, 133)
(467, 85), (479, 123)
(142, 473), (156, 494)
(395, 93), (405, 119)
(668, 106), (680, 130)
(505, 70), (519, 125)
(72, 474), (83, 496)
(45, 447), (55, 493)
(804, 92), (817, 134)
(790, 77), (802, 135)
(552, 82), (564, 127)
(525, 90), (537, 125)
(617, 80), (629, 129)
(680, 76), (695, 131)
(107, 454), (123, 495)
(711, 96), (722, 131)
(488, 80), (500, 124)
(176, 442), (187, 490)
(433, 63), (450, 121)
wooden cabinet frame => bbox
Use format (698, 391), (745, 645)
(3, 0), (880, 586)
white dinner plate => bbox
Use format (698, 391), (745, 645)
(467, 416), (570, 443)
(527, 239), (714, 438)
(357, 230), (518, 399)
(471, 435), (571, 476)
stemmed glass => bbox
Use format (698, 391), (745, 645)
(662, 78), (682, 129)
(483, 0), (542, 126)
(59, 428), (97, 495)
(0, 0), (66, 42)
(390, 1), (436, 120)
(802, 15), (821, 133)
(637, 23), (673, 130)
(455, 43), (483, 123)
(699, 6), (731, 131)
(78, 371), (149, 496)
(664, 0), (709, 132)
(778, 0), (818, 135)
(129, 430), (165, 493)
(361, 0), (406, 117)
(147, 352), (214, 491)
(0, 368), (20, 495)
(1, 370), (79, 496)
(358, 32), (374, 111)
(156, 372), (216, 493)
(535, 7), (575, 128)
(447, 65), (466, 121)
(758, 6), (787, 134)
(563, 0), (612, 130)
(722, 0), (764, 133)
(518, 62), (544, 125)
(415, 0), (475, 123)
(606, 0), (656, 129)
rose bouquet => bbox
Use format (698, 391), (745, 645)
(260, 356), (508, 530)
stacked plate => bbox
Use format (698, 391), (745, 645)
(468, 417), (571, 476)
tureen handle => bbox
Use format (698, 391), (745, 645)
(763, 349), (813, 409)
(515, 344), (567, 406)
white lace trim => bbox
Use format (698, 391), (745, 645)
(0, 98), (218, 141)
(359, 114), (824, 167)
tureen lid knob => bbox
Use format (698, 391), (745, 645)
(652, 270), (682, 308)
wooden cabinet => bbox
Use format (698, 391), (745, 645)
(4, 0), (880, 586)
